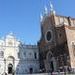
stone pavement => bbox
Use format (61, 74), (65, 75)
(15, 72), (75, 75)
(2, 72), (75, 75)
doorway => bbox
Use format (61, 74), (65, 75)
(46, 51), (56, 72)
(50, 61), (54, 72)
(8, 63), (13, 74)
(29, 68), (33, 73)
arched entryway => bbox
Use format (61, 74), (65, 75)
(8, 63), (13, 74)
(6, 56), (15, 75)
(46, 51), (57, 72)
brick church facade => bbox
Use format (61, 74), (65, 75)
(38, 2), (75, 72)
(0, 1), (75, 75)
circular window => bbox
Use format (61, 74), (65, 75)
(46, 31), (51, 41)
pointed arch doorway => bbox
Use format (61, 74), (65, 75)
(46, 51), (57, 72)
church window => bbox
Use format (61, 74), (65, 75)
(59, 33), (62, 37)
(29, 52), (32, 56)
(59, 17), (64, 24)
(0, 51), (4, 58)
(46, 31), (51, 41)
(72, 42), (75, 56)
(24, 52), (26, 56)
(58, 32), (62, 38)
(34, 52), (37, 59)
(64, 18), (68, 25)
(18, 52), (20, 58)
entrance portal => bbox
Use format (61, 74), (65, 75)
(8, 64), (13, 74)
(50, 61), (54, 72)
(29, 68), (33, 73)
(46, 51), (56, 72)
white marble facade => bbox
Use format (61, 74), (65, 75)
(0, 33), (39, 74)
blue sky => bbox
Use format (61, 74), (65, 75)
(0, 0), (75, 45)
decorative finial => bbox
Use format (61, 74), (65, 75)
(50, 1), (56, 15)
(40, 13), (43, 22)
(50, 1), (53, 11)
(44, 6), (48, 15)
(50, 1), (54, 11)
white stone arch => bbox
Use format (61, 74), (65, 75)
(5, 56), (15, 74)
(7, 56), (15, 64)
